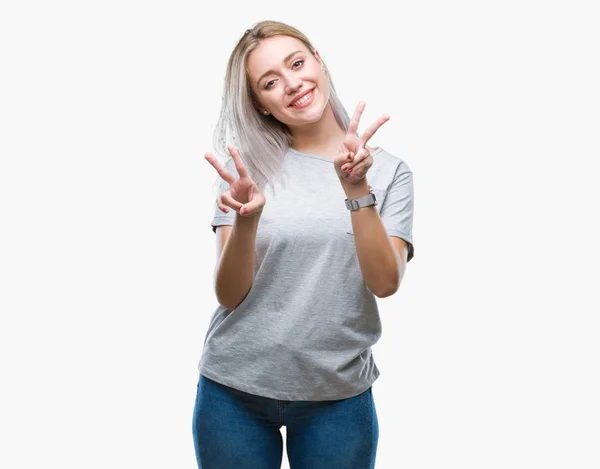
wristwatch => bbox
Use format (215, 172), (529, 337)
(345, 185), (378, 211)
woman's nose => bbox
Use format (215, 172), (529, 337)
(284, 75), (302, 94)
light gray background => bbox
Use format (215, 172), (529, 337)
(1, 0), (598, 468)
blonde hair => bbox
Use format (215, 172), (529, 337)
(212, 20), (350, 193)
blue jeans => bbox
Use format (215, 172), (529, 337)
(192, 374), (379, 469)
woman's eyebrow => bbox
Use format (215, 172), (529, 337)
(256, 50), (303, 86)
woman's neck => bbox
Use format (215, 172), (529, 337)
(288, 102), (346, 159)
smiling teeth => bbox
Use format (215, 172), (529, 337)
(292, 91), (313, 106)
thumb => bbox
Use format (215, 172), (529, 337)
(337, 151), (353, 169)
(240, 195), (265, 216)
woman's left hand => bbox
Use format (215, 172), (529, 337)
(334, 102), (390, 185)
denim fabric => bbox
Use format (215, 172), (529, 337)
(192, 374), (379, 469)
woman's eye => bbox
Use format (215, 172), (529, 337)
(263, 60), (303, 90)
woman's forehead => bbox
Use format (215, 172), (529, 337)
(248, 36), (308, 70)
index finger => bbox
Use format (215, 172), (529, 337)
(226, 145), (249, 179)
(204, 152), (236, 185)
(360, 114), (390, 145)
(347, 101), (366, 137)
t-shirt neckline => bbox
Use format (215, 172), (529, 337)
(287, 146), (382, 163)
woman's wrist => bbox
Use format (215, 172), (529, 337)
(340, 177), (370, 199)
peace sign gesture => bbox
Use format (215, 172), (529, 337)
(334, 102), (390, 184)
(205, 145), (266, 217)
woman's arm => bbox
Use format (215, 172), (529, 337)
(205, 145), (265, 310)
(213, 212), (261, 310)
(343, 178), (407, 298)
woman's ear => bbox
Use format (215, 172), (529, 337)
(253, 102), (269, 116)
(314, 48), (323, 66)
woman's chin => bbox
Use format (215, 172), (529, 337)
(284, 105), (327, 126)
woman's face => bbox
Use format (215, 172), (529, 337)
(246, 35), (329, 127)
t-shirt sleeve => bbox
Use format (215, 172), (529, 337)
(210, 158), (238, 233)
(380, 160), (415, 262)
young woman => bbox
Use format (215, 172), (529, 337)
(192, 20), (415, 469)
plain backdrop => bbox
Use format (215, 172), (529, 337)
(1, 0), (599, 468)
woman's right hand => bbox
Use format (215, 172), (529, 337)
(205, 145), (266, 217)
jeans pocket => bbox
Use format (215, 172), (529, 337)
(345, 188), (388, 235)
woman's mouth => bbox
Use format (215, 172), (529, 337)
(289, 89), (315, 109)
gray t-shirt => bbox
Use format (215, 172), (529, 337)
(198, 146), (415, 401)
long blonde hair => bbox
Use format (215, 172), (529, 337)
(212, 20), (350, 193)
